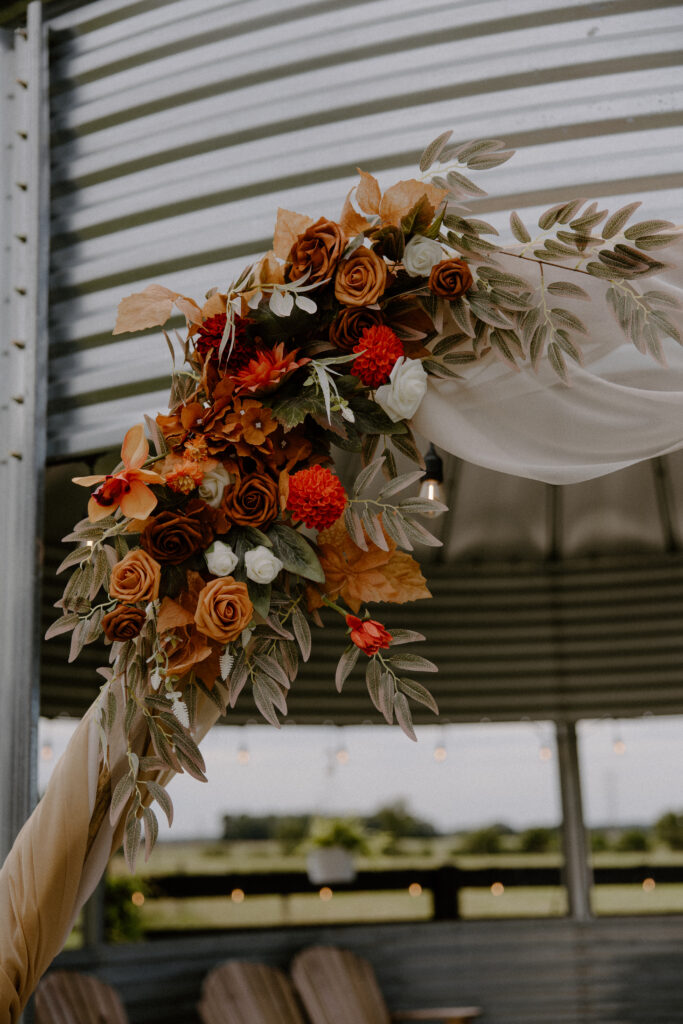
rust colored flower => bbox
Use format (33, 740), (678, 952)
(428, 258), (473, 299)
(109, 549), (161, 603)
(328, 307), (384, 352)
(231, 343), (310, 396)
(345, 614), (392, 656)
(194, 577), (253, 643)
(156, 403), (205, 451)
(163, 458), (205, 494)
(194, 313), (255, 370)
(288, 217), (346, 285)
(268, 426), (313, 470)
(286, 465), (347, 531)
(224, 472), (279, 528)
(352, 324), (404, 388)
(156, 576), (222, 686)
(140, 510), (205, 565)
(334, 247), (387, 307)
(73, 424), (165, 522)
(102, 603), (146, 642)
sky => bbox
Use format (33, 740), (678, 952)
(38, 715), (683, 840)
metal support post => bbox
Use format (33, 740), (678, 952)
(0, 1), (50, 867)
(556, 719), (592, 920)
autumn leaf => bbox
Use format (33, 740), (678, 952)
(200, 291), (227, 321)
(318, 520), (431, 611)
(339, 190), (373, 236)
(356, 168), (382, 214)
(379, 179), (448, 228)
(272, 208), (314, 261)
(157, 597), (194, 633)
(113, 284), (201, 335)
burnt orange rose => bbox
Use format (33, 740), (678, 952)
(288, 217), (346, 285)
(334, 248), (387, 307)
(102, 604), (146, 642)
(224, 473), (278, 528)
(140, 509), (206, 565)
(428, 258), (473, 299)
(194, 577), (253, 643)
(329, 307), (384, 352)
(109, 549), (161, 603)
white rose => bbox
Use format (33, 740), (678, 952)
(402, 235), (444, 278)
(205, 540), (239, 577)
(375, 357), (428, 423)
(244, 546), (283, 585)
(198, 464), (231, 508)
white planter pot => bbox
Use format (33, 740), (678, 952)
(306, 846), (356, 885)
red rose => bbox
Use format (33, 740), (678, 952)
(346, 615), (392, 656)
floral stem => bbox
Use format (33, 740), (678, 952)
(322, 596), (349, 618)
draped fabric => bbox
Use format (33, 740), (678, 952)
(1, 252), (683, 1021)
(0, 700), (220, 1023)
(414, 251), (683, 484)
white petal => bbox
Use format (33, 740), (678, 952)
(247, 290), (263, 309)
(269, 289), (294, 317)
(295, 294), (317, 314)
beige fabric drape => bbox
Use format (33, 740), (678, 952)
(0, 698), (220, 1023)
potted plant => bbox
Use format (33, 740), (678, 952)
(306, 818), (368, 885)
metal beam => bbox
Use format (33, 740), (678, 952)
(0, 1), (49, 866)
(556, 719), (592, 920)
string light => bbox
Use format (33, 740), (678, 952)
(335, 746), (349, 765)
(613, 738), (626, 756)
(319, 886), (333, 902)
(40, 743), (54, 762)
(231, 888), (245, 903)
(490, 882), (504, 896)
(408, 882), (422, 898)
(131, 891), (145, 907)
(539, 745), (552, 762)
(642, 878), (655, 892)
(237, 745), (250, 766)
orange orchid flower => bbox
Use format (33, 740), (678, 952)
(73, 424), (165, 522)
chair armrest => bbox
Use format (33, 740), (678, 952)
(392, 1008), (481, 1023)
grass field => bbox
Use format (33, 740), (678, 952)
(101, 838), (683, 937)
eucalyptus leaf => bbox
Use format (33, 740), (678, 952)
(393, 692), (417, 741)
(398, 677), (439, 715)
(336, 644), (360, 693)
(267, 524), (325, 583)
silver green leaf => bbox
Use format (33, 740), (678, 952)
(336, 644), (360, 693)
(393, 692), (417, 741)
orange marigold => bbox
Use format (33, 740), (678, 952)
(286, 464), (347, 531)
(164, 459), (205, 494)
(352, 325), (404, 388)
(232, 343), (309, 395)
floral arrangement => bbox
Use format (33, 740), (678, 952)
(47, 130), (680, 866)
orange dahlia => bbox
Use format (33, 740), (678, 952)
(286, 464), (347, 531)
(232, 343), (310, 396)
(164, 458), (205, 494)
(352, 325), (404, 388)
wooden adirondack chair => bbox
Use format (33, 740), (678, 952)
(198, 960), (307, 1024)
(290, 946), (481, 1024)
(35, 970), (128, 1024)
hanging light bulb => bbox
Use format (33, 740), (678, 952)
(418, 443), (444, 515)
(237, 743), (250, 766)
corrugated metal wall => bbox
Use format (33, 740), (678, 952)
(44, 0), (683, 457)
(40, 554), (683, 721)
(54, 916), (683, 1024)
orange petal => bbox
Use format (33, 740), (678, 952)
(119, 479), (157, 520)
(87, 496), (115, 522)
(121, 424), (149, 471)
(157, 597), (195, 633)
(339, 190), (373, 236)
(113, 283), (179, 336)
(134, 468), (166, 485)
(72, 474), (106, 487)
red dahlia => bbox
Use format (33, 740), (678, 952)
(286, 465), (347, 531)
(351, 325), (404, 388)
(194, 314), (255, 371)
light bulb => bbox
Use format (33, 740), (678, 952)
(419, 443), (445, 515)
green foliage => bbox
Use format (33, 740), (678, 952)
(105, 876), (147, 943)
(590, 830), (610, 853)
(655, 812), (683, 850)
(517, 826), (559, 854)
(460, 825), (504, 855)
(616, 828), (650, 853)
(309, 817), (369, 853)
(365, 800), (438, 839)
